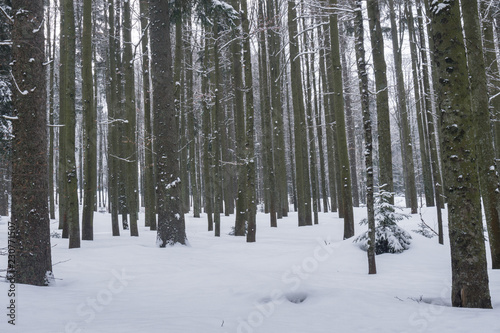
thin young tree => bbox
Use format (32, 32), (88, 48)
(354, 0), (375, 274)
(150, 0), (187, 246)
(430, 0), (491, 308)
(82, 0), (96, 240)
(10, 0), (53, 285)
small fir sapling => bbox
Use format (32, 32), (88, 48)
(354, 191), (412, 254)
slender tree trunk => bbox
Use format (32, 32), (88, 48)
(418, 0), (444, 242)
(212, 22), (222, 237)
(354, 0), (375, 274)
(461, 0), (500, 269)
(82, 0), (95, 240)
(60, 0), (80, 248)
(202, 34), (213, 231)
(430, 0), (491, 308)
(288, 0), (312, 226)
(388, 0), (417, 213)
(123, 0), (138, 236)
(242, 0), (257, 242)
(106, 0), (120, 236)
(330, 0), (354, 238)
(140, 0), (156, 230)
(366, 0), (394, 202)
(406, 1), (434, 208)
(259, 2), (277, 227)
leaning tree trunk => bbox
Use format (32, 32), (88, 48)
(430, 0), (491, 308)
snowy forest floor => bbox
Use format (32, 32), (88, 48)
(2, 199), (500, 333)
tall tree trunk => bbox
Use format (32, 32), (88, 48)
(106, 0), (120, 236)
(430, 0), (491, 308)
(82, 0), (95, 240)
(150, 0), (187, 246)
(46, 3), (56, 220)
(60, 0), (80, 248)
(418, 0), (444, 242)
(10, 0), (53, 285)
(242, 0), (256, 242)
(212, 22), (222, 237)
(185, 19), (200, 218)
(123, 0), (138, 236)
(202, 34), (213, 231)
(330, 0), (354, 238)
(366, 0), (394, 202)
(232, 0), (247, 236)
(388, 0), (417, 213)
(354, 0), (375, 275)
(406, 1), (434, 208)
(461, 0), (500, 270)
(259, 2), (277, 227)
(140, 0), (156, 230)
(288, 0), (312, 226)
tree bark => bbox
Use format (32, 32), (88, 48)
(430, 0), (491, 308)
(150, 0), (187, 246)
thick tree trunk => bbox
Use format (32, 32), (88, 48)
(10, 0), (53, 285)
(430, 0), (491, 308)
(150, 0), (187, 246)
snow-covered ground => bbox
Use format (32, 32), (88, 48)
(2, 201), (500, 333)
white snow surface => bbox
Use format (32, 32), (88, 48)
(2, 200), (500, 332)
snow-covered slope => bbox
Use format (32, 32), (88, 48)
(1, 203), (500, 333)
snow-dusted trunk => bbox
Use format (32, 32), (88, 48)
(366, 0), (394, 203)
(150, 0), (187, 246)
(10, 0), (53, 284)
(354, 0), (376, 275)
(430, 0), (491, 308)
(242, 0), (256, 242)
(461, 0), (500, 270)
(60, 0), (80, 248)
(330, 0), (354, 238)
